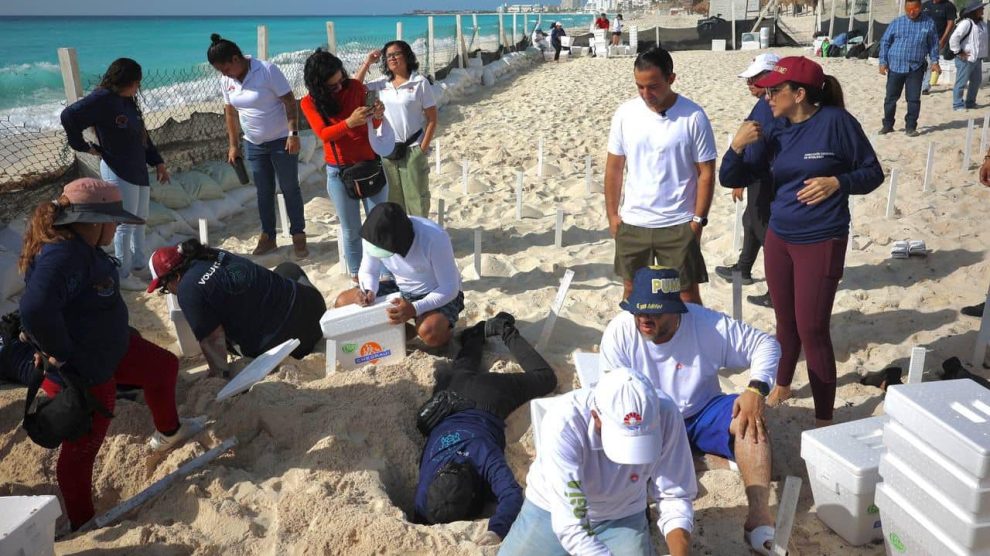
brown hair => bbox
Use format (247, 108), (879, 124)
(18, 196), (74, 274)
(787, 74), (845, 109)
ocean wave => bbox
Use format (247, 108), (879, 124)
(0, 60), (59, 75)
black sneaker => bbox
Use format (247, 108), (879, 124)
(962, 302), (985, 317)
(747, 293), (773, 308)
(484, 312), (516, 338)
(878, 126), (894, 135)
(905, 129), (920, 137)
(922, 89), (931, 95)
(714, 265), (754, 285)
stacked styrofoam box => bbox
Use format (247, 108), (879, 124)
(167, 294), (201, 357)
(320, 293), (405, 371)
(0, 495), (61, 556)
(876, 380), (990, 555)
(800, 416), (887, 545)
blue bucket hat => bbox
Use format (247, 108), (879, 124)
(961, 0), (987, 16)
(619, 266), (688, 315)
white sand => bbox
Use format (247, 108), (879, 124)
(2, 46), (990, 555)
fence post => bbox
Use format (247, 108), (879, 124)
(427, 17), (435, 79)
(524, 14), (529, 37)
(829, 0), (837, 36)
(456, 15), (466, 68)
(731, 2), (737, 50)
(326, 22), (337, 55)
(57, 47), (84, 104)
(866, 0), (874, 43)
(472, 14), (480, 50)
(257, 24), (269, 61)
(396, 21), (403, 41)
(499, 13), (505, 51)
(513, 13), (518, 49)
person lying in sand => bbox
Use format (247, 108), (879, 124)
(335, 202), (463, 348)
(146, 239), (326, 377)
(599, 266), (782, 556)
(413, 313), (556, 546)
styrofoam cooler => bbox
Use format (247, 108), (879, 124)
(167, 294), (201, 356)
(0, 495), (62, 556)
(320, 293), (405, 371)
(800, 415), (887, 545)
(875, 483), (986, 555)
(530, 390), (582, 453)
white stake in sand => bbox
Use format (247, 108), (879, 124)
(982, 113), (990, 157)
(732, 270), (743, 322)
(732, 197), (743, 253)
(461, 160), (469, 195)
(337, 231), (348, 276)
(554, 208), (564, 248)
(277, 193), (290, 239)
(963, 118), (975, 170)
(473, 229), (482, 278)
(436, 198), (445, 229)
(537, 135), (544, 178)
(885, 169), (898, 219)
(847, 196), (855, 257)
(325, 339), (336, 377)
(923, 141), (935, 193)
(584, 155), (592, 195)
(198, 218), (208, 246)
(536, 269), (576, 352)
(772, 476), (803, 556)
(434, 139), (441, 174)
(515, 171), (523, 220)
(907, 346), (926, 384)
(972, 280), (990, 367)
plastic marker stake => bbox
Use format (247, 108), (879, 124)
(982, 114), (990, 156)
(732, 198), (743, 253)
(337, 231), (348, 276)
(434, 139), (441, 174)
(436, 198), (445, 229)
(972, 280), (990, 367)
(554, 208), (564, 248)
(847, 196), (855, 256)
(277, 193), (290, 239)
(326, 339), (336, 377)
(732, 270), (743, 322)
(923, 141), (935, 192)
(515, 171), (524, 220)
(963, 118), (975, 170)
(461, 160), (469, 195)
(907, 346), (926, 384)
(885, 169), (898, 219)
(536, 269), (576, 352)
(772, 476), (802, 556)
(584, 155), (592, 195)
(473, 230), (482, 277)
(198, 218), (208, 246)
(537, 135), (544, 178)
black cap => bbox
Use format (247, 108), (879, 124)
(425, 462), (483, 524)
(361, 202), (414, 257)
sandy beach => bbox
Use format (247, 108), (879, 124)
(2, 43), (990, 555)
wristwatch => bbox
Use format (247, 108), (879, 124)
(691, 215), (708, 227)
(747, 380), (771, 397)
(287, 130), (299, 137)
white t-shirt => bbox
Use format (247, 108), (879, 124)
(607, 95), (717, 228)
(525, 389), (696, 555)
(599, 306), (780, 418)
(366, 73), (437, 144)
(612, 19), (624, 33)
(220, 57), (292, 145)
(358, 217), (461, 316)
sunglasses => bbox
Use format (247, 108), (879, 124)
(385, 51), (404, 60)
(764, 85), (789, 99)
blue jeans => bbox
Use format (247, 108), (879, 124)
(100, 161), (149, 278)
(953, 57), (983, 110)
(883, 64), (926, 131)
(922, 55), (942, 92)
(325, 164), (389, 276)
(498, 499), (651, 556)
(243, 137), (305, 237)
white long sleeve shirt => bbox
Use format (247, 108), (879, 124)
(358, 217), (461, 316)
(600, 305), (780, 418)
(525, 389), (696, 556)
(950, 18), (988, 60)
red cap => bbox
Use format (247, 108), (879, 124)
(146, 246), (184, 293)
(754, 56), (825, 90)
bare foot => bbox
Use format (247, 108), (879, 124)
(766, 385), (792, 407)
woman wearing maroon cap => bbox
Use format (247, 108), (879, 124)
(720, 56), (885, 427)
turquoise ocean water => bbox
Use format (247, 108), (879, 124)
(0, 14), (593, 130)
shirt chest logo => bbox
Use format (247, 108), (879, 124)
(630, 472), (640, 483)
(804, 151), (835, 161)
(115, 115), (129, 128)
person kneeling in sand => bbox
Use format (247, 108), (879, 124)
(335, 202), (463, 347)
(600, 266), (781, 555)
(414, 312), (557, 546)
(498, 366), (695, 556)
(147, 239), (326, 377)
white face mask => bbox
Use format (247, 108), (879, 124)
(362, 239), (394, 259)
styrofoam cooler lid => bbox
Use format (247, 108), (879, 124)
(320, 293), (401, 338)
(801, 416), (887, 488)
(884, 379), (990, 478)
(0, 495), (61, 536)
(216, 338), (300, 402)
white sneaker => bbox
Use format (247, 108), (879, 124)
(118, 275), (147, 291)
(148, 416), (206, 452)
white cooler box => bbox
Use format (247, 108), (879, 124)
(800, 415), (887, 545)
(167, 294), (201, 356)
(876, 483), (990, 556)
(0, 495), (62, 556)
(320, 294), (405, 371)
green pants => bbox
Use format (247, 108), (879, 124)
(383, 145), (431, 218)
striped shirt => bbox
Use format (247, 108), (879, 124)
(879, 14), (941, 73)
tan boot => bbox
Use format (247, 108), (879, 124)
(292, 233), (309, 259)
(252, 233), (277, 255)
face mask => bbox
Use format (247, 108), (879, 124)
(362, 239), (394, 259)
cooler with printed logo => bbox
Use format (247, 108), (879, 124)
(320, 293), (405, 371)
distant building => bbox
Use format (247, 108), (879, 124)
(504, 3), (544, 12)
(709, 0), (761, 18)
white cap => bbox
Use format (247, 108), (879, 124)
(593, 367), (663, 465)
(738, 53), (781, 79)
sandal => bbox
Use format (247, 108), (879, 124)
(744, 525), (775, 555)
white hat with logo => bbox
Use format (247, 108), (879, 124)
(593, 367), (662, 465)
(738, 52), (781, 78)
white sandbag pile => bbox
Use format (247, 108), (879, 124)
(434, 48), (543, 108)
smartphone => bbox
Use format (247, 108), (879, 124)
(231, 156), (250, 185)
(365, 89), (379, 108)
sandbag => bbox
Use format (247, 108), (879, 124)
(203, 196), (246, 221)
(174, 170), (225, 201)
(146, 201), (179, 227)
(149, 171), (195, 209)
(195, 160), (247, 191)
(175, 202), (220, 228)
(0, 252), (24, 300)
(299, 132), (319, 164)
(226, 186), (258, 207)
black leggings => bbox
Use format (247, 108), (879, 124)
(269, 262), (326, 358)
(553, 43), (562, 61)
(437, 324), (558, 419)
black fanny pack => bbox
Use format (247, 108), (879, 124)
(384, 129), (423, 161)
(22, 366), (113, 449)
(416, 389), (476, 436)
(329, 141), (387, 200)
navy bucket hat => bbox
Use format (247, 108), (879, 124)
(619, 266), (688, 315)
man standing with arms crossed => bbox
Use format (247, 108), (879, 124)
(605, 46), (717, 305)
(878, 0), (941, 136)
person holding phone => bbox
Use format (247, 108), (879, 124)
(356, 41), (438, 218)
(300, 49), (390, 281)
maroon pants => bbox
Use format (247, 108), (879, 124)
(763, 228), (847, 421)
(41, 333), (179, 529)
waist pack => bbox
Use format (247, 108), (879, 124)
(330, 140), (387, 200)
(416, 389), (476, 436)
(384, 129), (423, 161)
(22, 365), (113, 449)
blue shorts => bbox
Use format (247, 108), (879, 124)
(376, 281), (465, 328)
(683, 393), (738, 461)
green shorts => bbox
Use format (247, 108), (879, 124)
(613, 221), (709, 288)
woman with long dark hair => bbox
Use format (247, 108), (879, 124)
(720, 57), (884, 427)
(60, 58), (170, 291)
(207, 34), (308, 258)
(300, 48), (389, 280)
(355, 40), (438, 217)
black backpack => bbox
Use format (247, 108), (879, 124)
(846, 43), (867, 59)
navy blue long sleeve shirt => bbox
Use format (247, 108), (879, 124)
(19, 236), (130, 386)
(721, 97), (778, 190)
(719, 105), (884, 243)
(60, 88), (164, 186)
(414, 409), (523, 539)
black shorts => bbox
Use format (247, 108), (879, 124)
(612, 31), (622, 36)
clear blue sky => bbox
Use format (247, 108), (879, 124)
(2, 0), (506, 16)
